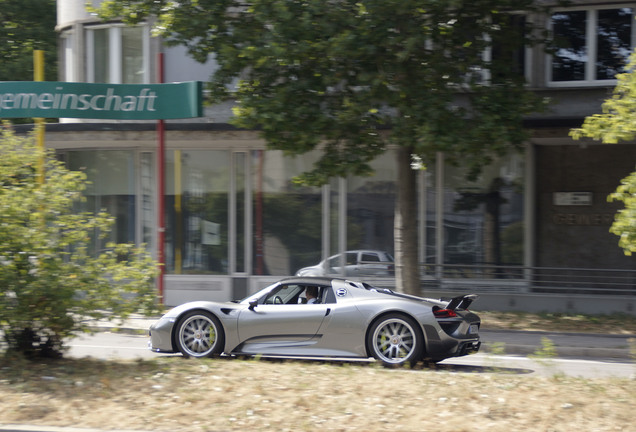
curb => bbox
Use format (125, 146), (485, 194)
(481, 342), (633, 360)
(86, 326), (148, 336)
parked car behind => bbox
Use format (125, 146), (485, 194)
(296, 250), (394, 277)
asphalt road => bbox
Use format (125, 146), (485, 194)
(66, 332), (636, 379)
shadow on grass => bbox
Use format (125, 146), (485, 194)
(0, 353), (170, 396)
(422, 362), (534, 375)
(223, 354), (535, 375)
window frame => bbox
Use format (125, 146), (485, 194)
(85, 24), (151, 84)
(547, 5), (636, 87)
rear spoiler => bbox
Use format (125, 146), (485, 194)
(445, 294), (478, 311)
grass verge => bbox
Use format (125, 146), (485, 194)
(1, 353), (635, 432)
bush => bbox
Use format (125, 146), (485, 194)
(608, 169), (636, 255)
(0, 124), (160, 358)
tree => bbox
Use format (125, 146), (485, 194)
(571, 51), (636, 256)
(0, 0), (58, 125)
(0, 125), (160, 358)
(0, 0), (57, 81)
(98, 0), (548, 294)
(606, 171), (636, 255)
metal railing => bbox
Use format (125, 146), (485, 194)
(416, 264), (636, 296)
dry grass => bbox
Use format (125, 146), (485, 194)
(0, 354), (635, 432)
(1, 312), (635, 431)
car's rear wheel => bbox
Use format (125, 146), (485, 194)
(367, 314), (423, 367)
(174, 310), (224, 358)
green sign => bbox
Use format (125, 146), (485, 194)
(0, 81), (203, 120)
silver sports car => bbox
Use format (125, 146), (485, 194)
(148, 277), (481, 366)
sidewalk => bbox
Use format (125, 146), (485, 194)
(480, 329), (634, 360)
(90, 314), (636, 361)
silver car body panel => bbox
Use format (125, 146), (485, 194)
(149, 277), (480, 362)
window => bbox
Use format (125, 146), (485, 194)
(165, 150), (230, 275)
(490, 14), (529, 83)
(264, 284), (305, 304)
(346, 152), (396, 255)
(361, 253), (380, 263)
(62, 150), (138, 253)
(86, 25), (150, 84)
(251, 150), (322, 276)
(60, 31), (76, 82)
(549, 7), (634, 86)
(443, 153), (524, 268)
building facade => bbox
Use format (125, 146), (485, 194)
(51, 0), (635, 311)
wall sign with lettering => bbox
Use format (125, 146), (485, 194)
(0, 81), (203, 120)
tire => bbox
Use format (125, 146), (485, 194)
(174, 310), (225, 358)
(367, 313), (423, 367)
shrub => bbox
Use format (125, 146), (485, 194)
(0, 124), (160, 357)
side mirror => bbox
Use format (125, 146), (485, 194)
(248, 300), (258, 311)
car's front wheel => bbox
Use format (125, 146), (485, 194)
(367, 314), (423, 367)
(174, 310), (225, 358)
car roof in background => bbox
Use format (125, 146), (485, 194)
(326, 250), (394, 259)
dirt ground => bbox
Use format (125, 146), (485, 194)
(1, 312), (635, 432)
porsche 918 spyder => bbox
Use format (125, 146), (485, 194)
(148, 277), (481, 367)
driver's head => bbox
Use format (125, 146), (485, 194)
(305, 286), (318, 299)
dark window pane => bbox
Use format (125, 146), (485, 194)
(552, 11), (587, 81)
(491, 14), (527, 82)
(252, 151), (322, 276)
(93, 29), (110, 83)
(597, 8), (632, 80)
(443, 155), (524, 267)
(361, 253), (380, 262)
(346, 153), (395, 255)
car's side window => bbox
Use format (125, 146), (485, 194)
(290, 285), (335, 305)
(361, 253), (380, 262)
(263, 284), (304, 305)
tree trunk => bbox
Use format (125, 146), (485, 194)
(394, 146), (420, 295)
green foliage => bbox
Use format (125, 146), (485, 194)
(0, 0), (58, 124)
(570, 51), (636, 144)
(570, 50), (636, 255)
(530, 337), (557, 361)
(607, 170), (636, 255)
(628, 338), (636, 362)
(0, 0), (57, 81)
(0, 125), (160, 358)
(97, 0), (548, 184)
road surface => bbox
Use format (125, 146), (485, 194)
(67, 332), (635, 379)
